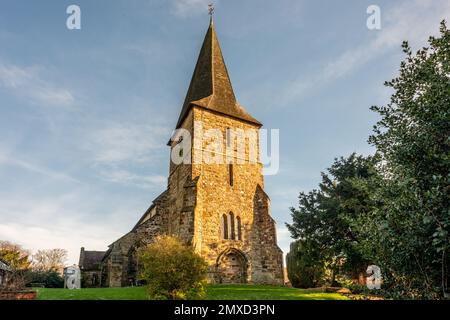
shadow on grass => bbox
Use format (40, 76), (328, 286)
(36, 285), (348, 300)
(206, 285), (348, 300)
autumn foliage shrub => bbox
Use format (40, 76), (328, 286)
(138, 235), (208, 300)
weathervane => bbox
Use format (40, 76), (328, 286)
(208, 3), (215, 17)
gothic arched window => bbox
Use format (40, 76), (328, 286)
(229, 212), (235, 240)
(222, 214), (228, 239)
(236, 216), (242, 241)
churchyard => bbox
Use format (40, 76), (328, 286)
(35, 285), (348, 300)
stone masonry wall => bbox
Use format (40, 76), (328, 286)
(190, 107), (283, 284)
(81, 270), (102, 288)
(252, 185), (284, 284)
(103, 209), (165, 287)
(101, 106), (283, 286)
(166, 111), (197, 244)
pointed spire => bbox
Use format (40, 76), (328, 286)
(175, 18), (261, 128)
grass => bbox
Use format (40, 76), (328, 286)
(206, 285), (348, 300)
(36, 286), (148, 300)
(35, 285), (349, 300)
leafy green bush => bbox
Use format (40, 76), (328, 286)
(335, 274), (355, 288)
(286, 240), (325, 288)
(25, 271), (64, 288)
(138, 235), (208, 300)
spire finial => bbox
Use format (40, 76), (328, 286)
(208, 3), (215, 21)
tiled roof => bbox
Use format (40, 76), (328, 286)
(176, 18), (261, 128)
(79, 250), (105, 271)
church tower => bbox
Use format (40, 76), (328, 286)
(95, 17), (283, 287)
(165, 17), (284, 284)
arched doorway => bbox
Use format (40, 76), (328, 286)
(216, 249), (247, 284)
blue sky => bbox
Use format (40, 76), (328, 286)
(0, 0), (448, 264)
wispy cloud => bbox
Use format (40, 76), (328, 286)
(0, 148), (79, 183)
(99, 169), (167, 189)
(85, 123), (169, 165)
(170, 0), (216, 17)
(0, 196), (124, 264)
(0, 62), (75, 107)
(81, 121), (170, 188)
(0, 222), (104, 266)
(283, 0), (450, 103)
(0, 187), (150, 264)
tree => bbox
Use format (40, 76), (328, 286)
(286, 240), (326, 288)
(0, 241), (31, 270)
(32, 249), (67, 274)
(24, 271), (64, 288)
(363, 20), (450, 299)
(0, 241), (31, 290)
(138, 235), (208, 300)
(286, 154), (377, 285)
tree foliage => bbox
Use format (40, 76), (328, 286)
(32, 249), (67, 273)
(286, 240), (326, 288)
(0, 240), (31, 270)
(361, 20), (450, 299)
(286, 154), (376, 286)
(138, 235), (208, 300)
(25, 271), (64, 288)
(286, 21), (449, 299)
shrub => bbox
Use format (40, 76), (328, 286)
(1, 270), (27, 291)
(138, 235), (208, 300)
(286, 240), (325, 288)
(25, 271), (64, 288)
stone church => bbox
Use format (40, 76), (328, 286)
(79, 17), (284, 287)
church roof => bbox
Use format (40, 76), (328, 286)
(131, 189), (168, 231)
(79, 249), (105, 271)
(175, 18), (261, 128)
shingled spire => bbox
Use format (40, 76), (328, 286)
(175, 17), (261, 128)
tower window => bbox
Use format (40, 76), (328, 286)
(229, 212), (235, 240)
(226, 128), (231, 147)
(228, 163), (233, 186)
(222, 214), (228, 239)
(236, 216), (242, 240)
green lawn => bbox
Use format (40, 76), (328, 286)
(35, 285), (348, 300)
